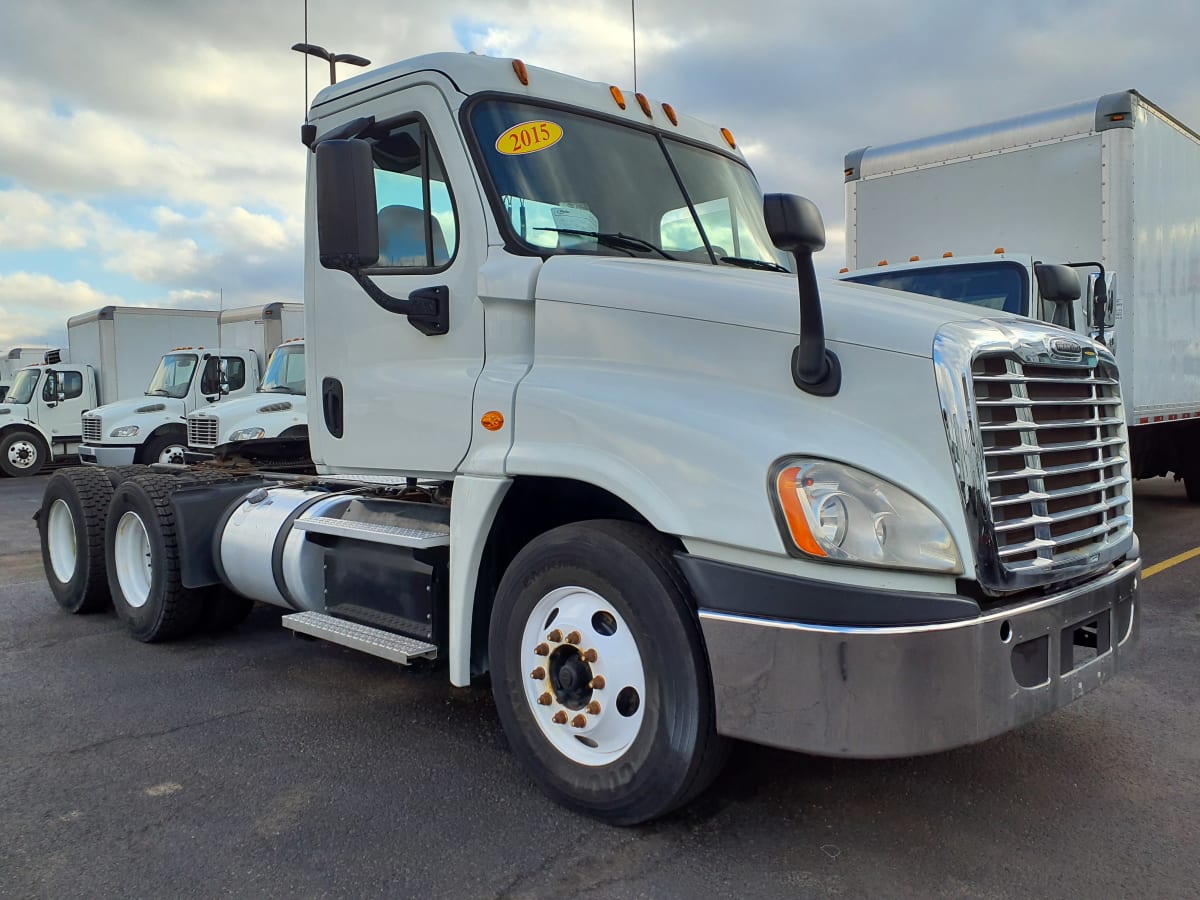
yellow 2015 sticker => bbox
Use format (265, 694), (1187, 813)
(495, 120), (563, 155)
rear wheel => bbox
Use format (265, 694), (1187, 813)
(489, 520), (727, 825)
(1, 429), (49, 477)
(37, 467), (114, 613)
(105, 473), (209, 641)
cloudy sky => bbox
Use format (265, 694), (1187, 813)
(1, 0), (1197, 346)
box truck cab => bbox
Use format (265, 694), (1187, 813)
(39, 53), (1139, 824)
(79, 303), (301, 467)
(0, 307), (220, 477)
(186, 338), (307, 456)
(0, 347), (54, 401)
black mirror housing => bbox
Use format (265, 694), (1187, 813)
(1035, 263), (1081, 304)
(764, 194), (826, 255)
(316, 139), (379, 271)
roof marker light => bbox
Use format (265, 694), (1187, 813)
(661, 103), (678, 126)
(994, 247), (1005, 254)
(844, 167), (854, 178)
(512, 59), (529, 86)
(877, 260), (888, 267)
(1109, 113), (1126, 122)
(838, 267), (849, 274)
(635, 92), (653, 117)
(609, 86), (626, 109)
(720, 127), (736, 149)
(909, 255), (920, 262)
(943, 251), (954, 258)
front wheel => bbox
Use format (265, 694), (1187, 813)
(489, 520), (728, 825)
(1, 429), (49, 477)
(138, 432), (188, 466)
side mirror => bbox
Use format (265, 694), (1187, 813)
(316, 139), (379, 271)
(1034, 264), (1081, 304)
(763, 194), (826, 254)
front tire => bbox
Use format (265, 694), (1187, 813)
(489, 520), (727, 825)
(1, 429), (49, 477)
(138, 431), (188, 466)
(104, 473), (208, 641)
(37, 467), (114, 613)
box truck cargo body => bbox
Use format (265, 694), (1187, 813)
(844, 90), (1200, 493)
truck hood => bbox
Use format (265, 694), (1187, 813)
(534, 256), (1013, 359)
(188, 392), (305, 422)
(0, 403), (31, 421)
(88, 396), (187, 425)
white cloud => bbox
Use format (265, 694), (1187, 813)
(0, 273), (127, 345)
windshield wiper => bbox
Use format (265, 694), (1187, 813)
(535, 228), (677, 261)
(145, 389), (169, 396)
(260, 386), (296, 393)
(720, 256), (790, 273)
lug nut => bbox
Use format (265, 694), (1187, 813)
(589, 675), (606, 690)
(534, 643), (549, 657)
(530, 666), (546, 680)
(571, 714), (587, 729)
(583, 648), (598, 663)
(552, 710), (568, 725)
(566, 630), (582, 645)
(587, 701), (601, 715)
(537, 692), (553, 706)
(547, 629), (563, 642)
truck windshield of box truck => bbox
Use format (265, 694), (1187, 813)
(845, 260), (1029, 316)
(258, 344), (306, 395)
(6, 368), (39, 405)
(144, 353), (198, 399)
(469, 99), (791, 271)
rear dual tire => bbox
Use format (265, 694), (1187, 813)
(38, 468), (114, 613)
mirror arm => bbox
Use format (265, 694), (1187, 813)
(348, 270), (450, 336)
(789, 249), (841, 396)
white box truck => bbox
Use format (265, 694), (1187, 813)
(185, 338), (307, 462)
(37, 53), (1139, 824)
(0, 307), (220, 476)
(843, 90), (1200, 495)
(1, 347), (54, 401)
(78, 302), (302, 468)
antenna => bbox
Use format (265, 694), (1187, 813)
(631, 0), (638, 92)
(218, 288), (224, 349)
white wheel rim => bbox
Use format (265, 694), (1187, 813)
(114, 511), (153, 608)
(47, 499), (78, 583)
(7, 439), (39, 469)
(156, 444), (186, 465)
(521, 585), (646, 767)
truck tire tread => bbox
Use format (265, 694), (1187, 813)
(38, 467), (115, 613)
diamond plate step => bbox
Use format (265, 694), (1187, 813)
(282, 611), (438, 664)
(293, 515), (449, 548)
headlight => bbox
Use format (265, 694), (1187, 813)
(771, 459), (962, 574)
(228, 427), (265, 442)
(109, 425), (139, 438)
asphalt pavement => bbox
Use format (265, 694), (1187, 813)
(1, 473), (1197, 898)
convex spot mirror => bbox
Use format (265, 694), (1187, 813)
(316, 139), (380, 271)
(1035, 263), (1081, 304)
(763, 194), (826, 255)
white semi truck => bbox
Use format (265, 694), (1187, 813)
(1, 347), (54, 401)
(843, 90), (1200, 496)
(37, 53), (1139, 824)
(78, 302), (302, 468)
(0, 307), (220, 477)
(186, 338), (308, 461)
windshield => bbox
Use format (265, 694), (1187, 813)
(145, 353), (198, 399)
(259, 345), (306, 395)
(845, 261), (1029, 316)
(7, 368), (39, 405)
(470, 100), (790, 272)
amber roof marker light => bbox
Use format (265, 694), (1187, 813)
(720, 127), (736, 149)
(609, 85), (627, 109)
(661, 103), (679, 126)
(512, 59), (529, 85)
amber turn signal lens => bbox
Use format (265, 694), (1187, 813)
(481, 411), (505, 431)
(775, 467), (826, 558)
(609, 85), (626, 109)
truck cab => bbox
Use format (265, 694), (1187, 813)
(0, 363), (96, 476)
(186, 338), (307, 457)
(79, 347), (261, 467)
(0, 347), (54, 401)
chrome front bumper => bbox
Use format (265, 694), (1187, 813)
(698, 558), (1139, 758)
(78, 444), (137, 467)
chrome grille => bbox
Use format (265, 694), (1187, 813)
(973, 356), (1131, 574)
(82, 415), (102, 443)
(934, 320), (1134, 594)
(188, 415), (219, 448)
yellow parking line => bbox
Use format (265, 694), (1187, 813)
(1142, 545), (1200, 580)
